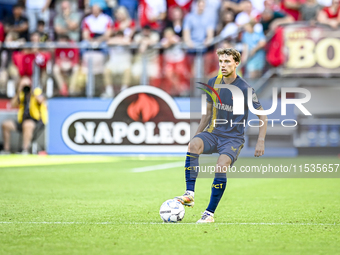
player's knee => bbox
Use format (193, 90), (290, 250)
(216, 159), (232, 172)
(188, 140), (202, 154)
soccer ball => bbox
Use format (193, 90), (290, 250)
(159, 199), (185, 223)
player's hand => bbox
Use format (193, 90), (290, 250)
(254, 140), (265, 157)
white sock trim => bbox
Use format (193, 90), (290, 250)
(186, 190), (194, 197)
(205, 210), (214, 217)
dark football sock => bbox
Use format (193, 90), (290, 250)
(206, 172), (227, 213)
(185, 152), (199, 192)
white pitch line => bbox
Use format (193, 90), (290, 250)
(131, 161), (183, 173)
(0, 222), (337, 226)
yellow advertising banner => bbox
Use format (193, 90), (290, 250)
(282, 25), (340, 76)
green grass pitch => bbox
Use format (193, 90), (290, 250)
(0, 155), (339, 255)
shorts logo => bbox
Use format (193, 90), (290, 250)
(231, 146), (237, 152)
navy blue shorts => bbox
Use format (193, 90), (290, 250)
(194, 131), (244, 166)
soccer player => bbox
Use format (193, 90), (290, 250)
(175, 48), (268, 223)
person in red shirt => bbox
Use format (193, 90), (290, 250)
(138, 0), (167, 31)
(53, 35), (81, 96)
(317, 0), (340, 28)
(161, 27), (189, 95)
(11, 32), (50, 90)
(113, 6), (135, 39)
(166, 0), (193, 15)
(0, 22), (4, 43)
(281, 0), (306, 21)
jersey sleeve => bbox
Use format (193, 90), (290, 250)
(251, 88), (262, 110)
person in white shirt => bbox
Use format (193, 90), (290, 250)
(217, 10), (239, 40)
(235, 0), (263, 32)
(25, 0), (51, 33)
(82, 4), (113, 43)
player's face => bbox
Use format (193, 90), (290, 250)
(219, 54), (238, 77)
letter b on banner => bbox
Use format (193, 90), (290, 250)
(286, 38), (340, 69)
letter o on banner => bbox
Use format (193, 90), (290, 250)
(173, 122), (190, 144)
(315, 38), (340, 69)
(127, 122), (146, 144)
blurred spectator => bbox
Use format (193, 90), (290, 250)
(264, 0), (285, 11)
(54, 0), (81, 42)
(4, 4), (29, 41)
(191, 0), (221, 28)
(53, 35), (81, 96)
(1, 76), (47, 154)
(317, 0), (332, 6)
(317, 0), (340, 28)
(139, 0), (167, 31)
(103, 31), (131, 97)
(281, 0), (306, 21)
(228, 0), (243, 3)
(0, 0), (18, 21)
(0, 21), (4, 42)
(81, 50), (105, 96)
(37, 20), (49, 42)
(82, 4), (113, 43)
(85, 0), (113, 16)
(242, 21), (266, 78)
(11, 32), (51, 89)
(0, 21), (6, 94)
(165, 6), (184, 38)
(131, 25), (160, 86)
(25, 0), (51, 33)
(235, 1), (261, 31)
(167, 0), (193, 14)
(300, 0), (322, 21)
(1, 20), (22, 93)
(113, 6), (135, 39)
(260, 8), (293, 34)
(250, 0), (265, 13)
(217, 10), (238, 40)
(222, 0), (244, 14)
(161, 27), (189, 95)
(118, 0), (138, 19)
(225, 0), (265, 16)
(183, 0), (214, 49)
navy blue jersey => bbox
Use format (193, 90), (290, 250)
(205, 75), (262, 139)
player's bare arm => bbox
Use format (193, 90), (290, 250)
(194, 102), (212, 136)
(255, 107), (267, 157)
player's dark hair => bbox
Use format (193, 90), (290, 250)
(216, 48), (241, 63)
